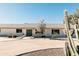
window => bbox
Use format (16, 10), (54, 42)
(52, 29), (60, 34)
(16, 29), (22, 33)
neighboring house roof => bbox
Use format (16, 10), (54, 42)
(0, 23), (65, 29)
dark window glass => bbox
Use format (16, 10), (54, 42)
(52, 29), (60, 34)
(16, 29), (22, 33)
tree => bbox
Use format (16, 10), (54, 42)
(39, 19), (46, 34)
(68, 9), (79, 39)
(74, 9), (79, 18)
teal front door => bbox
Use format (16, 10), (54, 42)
(26, 29), (32, 36)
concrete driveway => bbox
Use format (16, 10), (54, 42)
(0, 37), (67, 56)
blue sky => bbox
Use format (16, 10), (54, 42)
(0, 3), (79, 24)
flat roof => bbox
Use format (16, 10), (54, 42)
(0, 23), (65, 29)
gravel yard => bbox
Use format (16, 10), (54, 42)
(17, 48), (65, 56)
